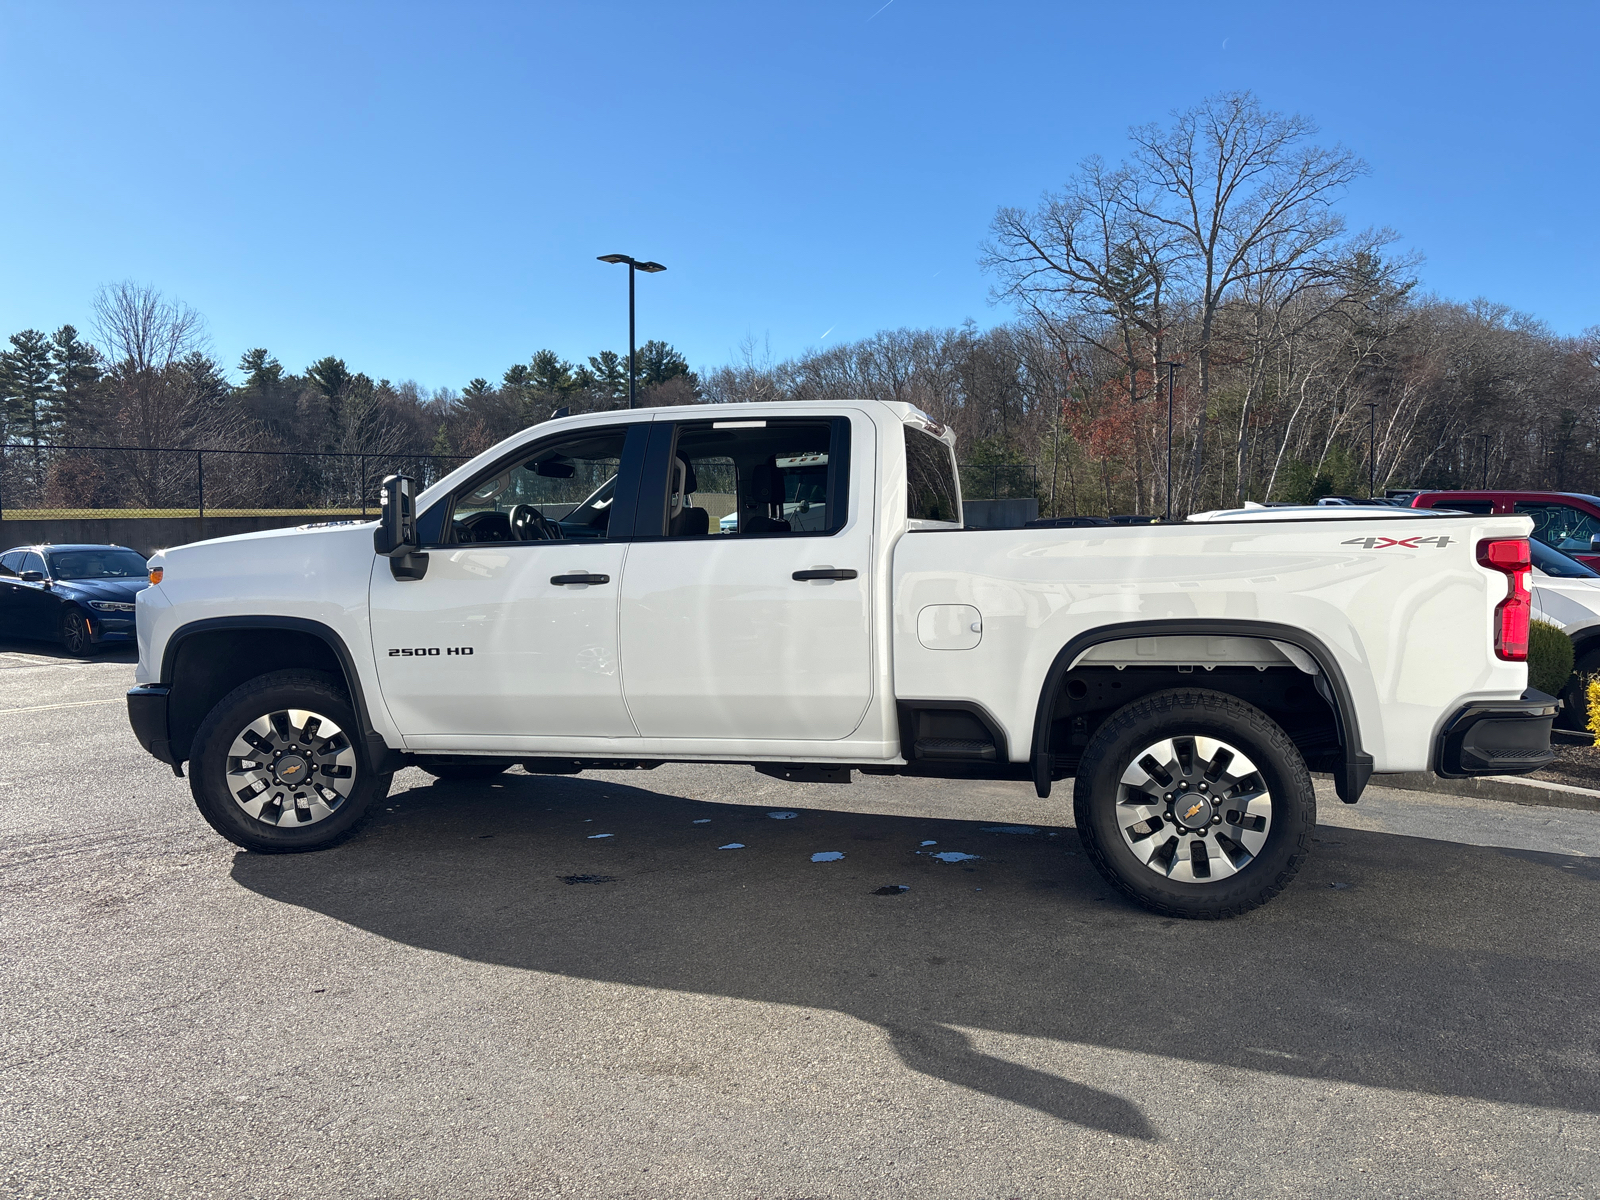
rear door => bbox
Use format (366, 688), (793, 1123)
(617, 412), (875, 742)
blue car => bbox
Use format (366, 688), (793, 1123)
(0, 543), (149, 656)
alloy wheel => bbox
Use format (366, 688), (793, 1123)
(1114, 735), (1273, 883)
(225, 708), (358, 827)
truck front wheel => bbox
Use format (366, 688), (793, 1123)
(1074, 689), (1314, 919)
(188, 670), (391, 853)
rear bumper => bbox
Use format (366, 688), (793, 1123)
(1435, 689), (1557, 778)
(127, 684), (176, 764)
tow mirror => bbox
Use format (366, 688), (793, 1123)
(374, 474), (428, 581)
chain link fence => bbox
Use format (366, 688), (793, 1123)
(0, 442), (470, 520)
(959, 463), (1038, 501)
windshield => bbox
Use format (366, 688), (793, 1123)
(1531, 539), (1599, 579)
(46, 549), (148, 580)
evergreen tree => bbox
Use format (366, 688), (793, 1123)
(2, 329), (58, 445)
(529, 349), (575, 394)
(238, 348), (284, 390)
(635, 340), (693, 388)
(49, 325), (102, 438)
(587, 350), (628, 402)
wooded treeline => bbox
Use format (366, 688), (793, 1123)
(4, 91), (1597, 516)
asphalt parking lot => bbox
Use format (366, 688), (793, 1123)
(3, 639), (1599, 1199)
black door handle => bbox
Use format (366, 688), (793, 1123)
(551, 573), (611, 586)
(792, 569), (858, 581)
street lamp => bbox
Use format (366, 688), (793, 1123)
(597, 253), (667, 409)
(1365, 402), (1379, 498)
(1157, 361), (1181, 520)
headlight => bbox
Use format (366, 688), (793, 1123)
(88, 600), (136, 613)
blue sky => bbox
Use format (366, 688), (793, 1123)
(2, 1), (1596, 391)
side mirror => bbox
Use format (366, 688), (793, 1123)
(1589, 535), (1600, 554)
(19, 570), (45, 583)
(374, 475), (428, 581)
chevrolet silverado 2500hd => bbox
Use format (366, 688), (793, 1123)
(126, 400), (1555, 918)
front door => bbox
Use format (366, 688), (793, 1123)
(369, 422), (647, 744)
(618, 413), (875, 741)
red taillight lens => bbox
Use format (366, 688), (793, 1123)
(1478, 538), (1531, 661)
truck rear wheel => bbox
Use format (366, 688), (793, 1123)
(1073, 688), (1314, 919)
(188, 670), (391, 853)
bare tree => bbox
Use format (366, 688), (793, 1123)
(1123, 92), (1365, 501)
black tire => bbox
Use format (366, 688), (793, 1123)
(61, 610), (94, 657)
(1074, 688), (1315, 919)
(189, 670), (391, 853)
(418, 758), (515, 782)
(1556, 648), (1599, 731)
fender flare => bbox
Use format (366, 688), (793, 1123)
(160, 615), (399, 770)
(1029, 618), (1371, 804)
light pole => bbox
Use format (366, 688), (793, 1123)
(1157, 361), (1180, 520)
(1365, 402), (1379, 498)
(596, 253), (667, 409)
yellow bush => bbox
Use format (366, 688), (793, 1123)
(1588, 676), (1600, 748)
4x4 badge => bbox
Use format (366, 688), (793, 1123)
(1341, 535), (1454, 549)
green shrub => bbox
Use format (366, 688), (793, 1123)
(1528, 619), (1574, 698)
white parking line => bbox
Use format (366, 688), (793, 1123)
(0, 698), (122, 716)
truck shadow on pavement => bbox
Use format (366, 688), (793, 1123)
(230, 771), (1600, 1138)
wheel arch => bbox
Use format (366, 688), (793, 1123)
(1029, 619), (1371, 804)
(159, 616), (394, 769)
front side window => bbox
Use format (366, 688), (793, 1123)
(905, 426), (960, 523)
(1515, 502), (1600, 555)
(661, 420), (847, 538)
(448, 428), (632, 544)
(46, 549), (148, 580)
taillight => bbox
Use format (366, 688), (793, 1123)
(1478, 538), (1531, 661)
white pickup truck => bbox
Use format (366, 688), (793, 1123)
(127, 399), (1555, 918)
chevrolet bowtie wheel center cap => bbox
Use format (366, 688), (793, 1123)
(1173, 793), (1213, 829)
(274, 754), (310, 786)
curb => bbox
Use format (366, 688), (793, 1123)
(1365, 771), (1600, 813)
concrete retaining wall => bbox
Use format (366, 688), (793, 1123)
(964, 498), (1039, 529)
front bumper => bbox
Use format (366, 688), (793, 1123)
(1435, 689), (1557, 778)
(127, 684), (176, 765)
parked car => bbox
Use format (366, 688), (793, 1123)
(0, 544), (150, 656)
(127, 399), (1553, 919)
(1525, 539), (1600, 725)
(1411, 491), (1600, 570)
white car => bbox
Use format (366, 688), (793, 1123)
(127, 399), (1554, 918)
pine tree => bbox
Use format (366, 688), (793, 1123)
(49, 325), (102, 438)
(587, 350), (628, 403)
(529, 349), (574, 395)
(1, 329), (59, 495)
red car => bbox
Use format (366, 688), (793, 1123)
(1410, 491), (1600, 570)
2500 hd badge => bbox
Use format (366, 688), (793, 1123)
(388, 647), (474, 656)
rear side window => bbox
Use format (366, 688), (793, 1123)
(658, 419), (848, 538)
(905, 427), (960, 523)
(1426, 499), (1493, 515)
